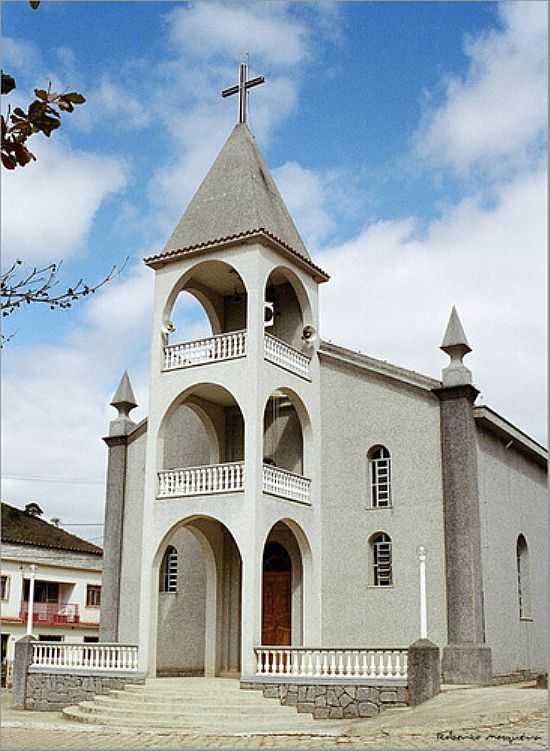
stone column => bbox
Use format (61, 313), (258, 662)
(408, 638), (440, 706)
(12, 635), (36, 709)
(433, 308), (492, 684)
(99, 372), (137, 642)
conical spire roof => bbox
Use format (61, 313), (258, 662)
(110, 371), (138, 410)
(163, 123), (310, 259)
(441, 305), (471, 354)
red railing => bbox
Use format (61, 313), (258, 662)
(19, 602), (80, 625)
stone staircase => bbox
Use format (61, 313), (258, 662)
(62, 677), (346, 734)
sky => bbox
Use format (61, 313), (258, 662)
(1, 1), (547, 544)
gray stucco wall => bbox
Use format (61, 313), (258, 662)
(476, 426), (548, 675)
(117, 426), (147, 645)
(157, 526), (207, 675)
(163, 404), (212, 469)
(319, 357), (447, 649)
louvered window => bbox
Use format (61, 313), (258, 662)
(160, 546), (178, 593)
(369, 446), (391, 507)
(372, 533), (392, 587)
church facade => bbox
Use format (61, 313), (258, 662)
(99, 119), (547, 686)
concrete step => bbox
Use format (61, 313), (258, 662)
(62, 677), (334, 732)
(106, 689), (263, 704)
(75, 700), (301, 720)
(61, 705), (325, 732)
(95, 695), (278, 711)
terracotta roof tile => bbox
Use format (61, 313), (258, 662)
(144, 228), (329, 282)
(1, 502), (102, 556)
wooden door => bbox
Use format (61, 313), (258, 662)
(262, 571), (291, 645)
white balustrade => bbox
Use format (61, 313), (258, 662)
(263, 464), (311, 504)
(264, 333), (311, 380)
(158, 462), (245, 498)
(164, 330), (247, 371)
(31, 643), (139, 672)
(255, 647), (408, 681)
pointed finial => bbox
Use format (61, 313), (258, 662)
(440, 306), (473, 387)
(109, 371), (138, 435)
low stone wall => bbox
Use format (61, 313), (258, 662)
(242, 681), (408, 719)
(24, 669), (145, 711)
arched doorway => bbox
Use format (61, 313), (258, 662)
(154, 516), (242, 677)
(262, 542), (292, 646)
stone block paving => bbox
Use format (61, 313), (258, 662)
(2, 711), (547, 750)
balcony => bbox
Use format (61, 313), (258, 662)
(163, 330), (247, 371)
(264, 333), (311, 380)
(20, 602), (80, 625)
(158, 462), (245, 498)
(263, 464), (311, 504)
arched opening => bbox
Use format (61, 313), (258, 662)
(369, 532), (393, 587)
(154, 516), (242, 678)
(367, 445), (392, 508)
(263, 391), (303, 475)
(262, 521), (308, 647)
(264, 267), (311, 349)
(164, 260), (247, 345)
(160, 384), (244, 474)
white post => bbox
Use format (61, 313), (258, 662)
(418, 546), (427, 639)
(26, 564), (37, 636)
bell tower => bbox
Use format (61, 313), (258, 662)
(135, 111), (330, 677)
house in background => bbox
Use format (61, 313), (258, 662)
(1, 502), (102, 685)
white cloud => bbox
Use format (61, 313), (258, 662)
(166, 2), (309, 66)
(273, 162), (337, 247)
(73, 78), (152, 132)
(2, 36), (42, 72)
(415, 3), (547, 173)
(1, 139), (127, 264)
(319, 164), (547, 443)
(2, 257), (154, 531)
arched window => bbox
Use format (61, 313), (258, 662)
(370, 532), (392, 587)
(516, 535), (531, 619)
(368, 446), (392, 508)
(160, 546), (178, 593)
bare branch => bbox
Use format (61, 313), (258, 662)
(0, 257), (129, 319)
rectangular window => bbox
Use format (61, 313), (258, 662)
(83, 636), (99, 643)
(23, 580), (59, 603)
(0, 576), (9, 601)
(373, 540), (392, 586)
(38, 635), (64, 641)
(371, 456), (392, 507)
(86, 585), (101, 608)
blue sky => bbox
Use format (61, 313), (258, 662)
(2, 2), (547, 538)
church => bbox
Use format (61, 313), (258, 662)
(99, 66), (547, 689)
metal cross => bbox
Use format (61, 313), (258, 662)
(221, 63), (265, 125)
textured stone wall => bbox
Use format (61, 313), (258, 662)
(24, 671), (145, 711)
(242, 682), (408, 720)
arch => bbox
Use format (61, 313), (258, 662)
(263, 265), (314, 349)
(159, 545), (178, 593)
(162, 260), (248, 341)
(369, 531), (393, 587)
(262, 387), (313, 477)
(151, 514), (243, 678)
(262, 518), (313, 646)
(368, 445), (392, 508)
(158, 383), (245, 472)
(516, 533), (531, 619)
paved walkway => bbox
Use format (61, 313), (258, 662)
(1, 683), (547, 749)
